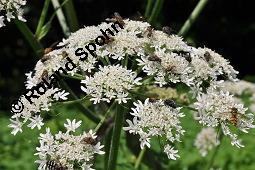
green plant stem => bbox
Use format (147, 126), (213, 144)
(14, 19), (44, 57)
(178, 0), (209, 37)
(35, 0), (51, 36)
(52, 96), (87, 105)
(207, 131), (223, 169)
(183, 106), (198, 112)
(135, 148), (146, 169)
(63, 0), (79, 32)
(148, 0), (165, 24)
(95, 102), (116, 132)
(145, 0), (153, 18)
(51, 0), (70, 37)
(60, 73), (85, 80)
(107, 105), (125, 170)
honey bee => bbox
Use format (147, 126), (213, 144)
(81, 137), (97, 145)
(145, 26), (153, 37)
(229, 107), (239, 126)
(164, 99), (177, 108)
(46, 160), (68, 170)
(148, 54), (161, 62)
(204, 51), (211, 62)
(106, 12), (125, 26)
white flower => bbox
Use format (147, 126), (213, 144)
(35, 119), (104, 170)
(194, 127), (219, 156)
(194, 87), (255, 147)
(28, 115), (44, 129)
(53, 90), (69, 100)
(9, 87), (69, 134)
(0, 16), (5, 27)
(81, 65), (141, 104)
(164, 144), (180, 160)
(124, 98), (185, 159)
(64, 119), (82, 132)
(21, 19), (238, 102)
(0, 0), (27, 27)
(8, 118), (23, 135)
(221, 80), (255, 96)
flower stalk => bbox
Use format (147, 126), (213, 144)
(178, 0), (209, 37)
(135, 148), (146, 169)
(107, 105), (125, 170)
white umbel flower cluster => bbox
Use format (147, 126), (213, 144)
(222, 80), (255, 113)
(194, 87), (255, 147)
(81, 65), (142, 104)
(35, 119), (104, 170)
(194, 127), (219, 156)
(9, 88), (69, 135)
(137, 45), (238, 91)
(123, 98), (185, 160)
(0, 0), (26, 28)
(222, 80), (255, 96)
(23, 19), (238, 96)
(9, 16), (254, 162)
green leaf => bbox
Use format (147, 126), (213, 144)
(37, 21), (51, 40)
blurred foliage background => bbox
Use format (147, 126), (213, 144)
(0, 0), (255, 169)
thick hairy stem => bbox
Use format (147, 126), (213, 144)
(178, 0), (209, 37)
(106, 105), (125, 170)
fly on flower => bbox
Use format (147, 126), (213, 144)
(46, 160), (68, 170)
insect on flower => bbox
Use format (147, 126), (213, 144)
(204, 51), (212, 62)
(61, 51), (68, 58)
(164, 99), (177, 108)
(148, 54), (162, 62)
(81, 136), (97, 145)
(41, 42), (59, 63)
(41, 70), (49, 80)
(149, 97), (158, 103)
(162, 26), (175, 35)
(165, 65), (176, 72)
(229, 107), (240, 126)
(106, 12), (125, 26)
(46, 160), (68, 170)
(172, 50), (192, 62)
(105, 37), (115, 44)
(145, 26), (153, 37)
